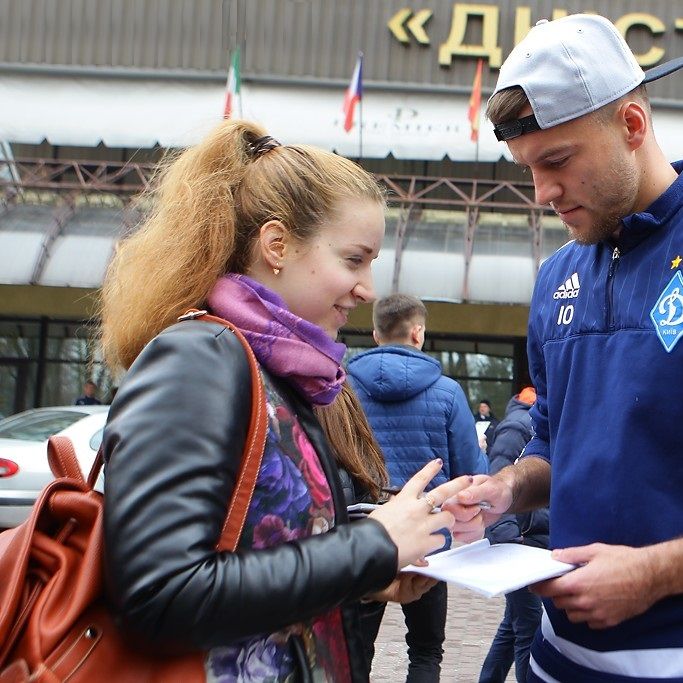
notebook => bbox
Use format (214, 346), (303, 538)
(402, 539), (576, 598)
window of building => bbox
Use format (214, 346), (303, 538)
(0, 317), (115, 415)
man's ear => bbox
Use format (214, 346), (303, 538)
(411, 323), (425, 349)
(257, 220), (288, 271)
(372, 330), (381, 346)
(619, 100), (648, 152)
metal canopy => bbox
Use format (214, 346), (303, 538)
(0, 158), (568, 304)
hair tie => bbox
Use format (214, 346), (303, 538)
(249, 135), (281, 159)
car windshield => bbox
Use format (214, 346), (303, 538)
(0, 411), (87, 441)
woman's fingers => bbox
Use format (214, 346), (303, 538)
(370, 459), (497, 568)
(369, 475), (454, 568)
(427, 509), (455, 533)
(400, 459), (443, 499)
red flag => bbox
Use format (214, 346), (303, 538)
(342, 54), (363, 133)
(468, 58), (484, 143)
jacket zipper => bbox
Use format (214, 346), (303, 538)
(606, 246), (621, 329)
(291, 633), (314, 682)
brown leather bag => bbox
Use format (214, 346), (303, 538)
(0, 313), (267, 682)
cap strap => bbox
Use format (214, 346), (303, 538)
(493, 114), (542, 141)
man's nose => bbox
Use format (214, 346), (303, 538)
(533, 171), (562, 206)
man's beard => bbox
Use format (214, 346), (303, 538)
(566, 161), (639, 245)
(567, 208), (624, 245)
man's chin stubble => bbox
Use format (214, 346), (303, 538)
(564, 218), (622, 246)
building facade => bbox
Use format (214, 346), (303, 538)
(1, 0), (682, 414)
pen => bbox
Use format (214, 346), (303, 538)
(380, 486), (494, 511)
(442, 501), (493, 511)
(444, 501), (493, 510)
(429, 502), (491, 514)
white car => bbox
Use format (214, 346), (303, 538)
(0, 405), (109, 528)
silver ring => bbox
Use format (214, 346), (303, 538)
(422, 492), (438, 512)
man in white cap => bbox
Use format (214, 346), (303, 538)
(444, 14), (683, 682)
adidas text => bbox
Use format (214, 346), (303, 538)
(553, 289), (580, 299)
(553, 273), (581, 300)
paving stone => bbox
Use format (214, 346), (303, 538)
(371, 587), (517, 682)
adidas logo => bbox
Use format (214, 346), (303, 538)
(553, 273), (581, 299)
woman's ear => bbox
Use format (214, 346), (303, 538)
(257, 220), (288, 272)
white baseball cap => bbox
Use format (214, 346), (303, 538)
(492, 14), (683, 141)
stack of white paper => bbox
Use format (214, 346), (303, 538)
(474, 421), (490, 439)
(402, 539), (576, 598)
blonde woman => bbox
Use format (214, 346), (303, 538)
(100, 121), (464, 682)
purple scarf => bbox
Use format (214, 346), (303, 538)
(207, 274), (346, 405)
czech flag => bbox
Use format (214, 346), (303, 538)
(468, 58), (484, 143)
(342, 53), (363, 133)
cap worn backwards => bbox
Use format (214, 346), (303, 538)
(491, 13), (683, 142)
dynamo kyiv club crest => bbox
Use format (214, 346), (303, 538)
(650, 271), (683, 352)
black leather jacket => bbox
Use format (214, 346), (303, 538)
(102, 320), (397, 680)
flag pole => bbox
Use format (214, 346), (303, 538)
(238, 0), (246, 118)
(359, 90), (363, 161)
(237, 46), (243, 118)
(358, 51), (364, 162)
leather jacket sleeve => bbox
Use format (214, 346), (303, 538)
(103, 320), (397, 651)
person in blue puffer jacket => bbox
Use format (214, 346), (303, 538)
(348, 293), (488, 683)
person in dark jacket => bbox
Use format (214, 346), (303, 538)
(473, 399), (499, 454)
(479, 387), (548, 683)
(74, 380), (101, 405)
(99, 120), (466, 682)
(348, 293), (488, 682)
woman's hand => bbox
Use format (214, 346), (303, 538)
(367, 573), (438, 604)
(368, 459), (455, 569)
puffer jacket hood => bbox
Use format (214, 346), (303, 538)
(346, 345), (442, 402)
(502, 395), (533, 420)
(347, 344), (488, 497)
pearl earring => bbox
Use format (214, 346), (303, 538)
(273, 264), (281, 276)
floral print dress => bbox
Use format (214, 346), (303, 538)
(205, 378), (352, 683)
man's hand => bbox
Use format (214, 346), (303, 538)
(367, 573), (438, 604)
(532, 543), (664, 629)
(441, 457), (550, 544)
(440, 474), (513, 543)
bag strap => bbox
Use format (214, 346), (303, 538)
(47, 436), (102, 489)
(177, 309), (268, 552)
(53, 310), (267, 554)
(48, 436), (87, 485)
